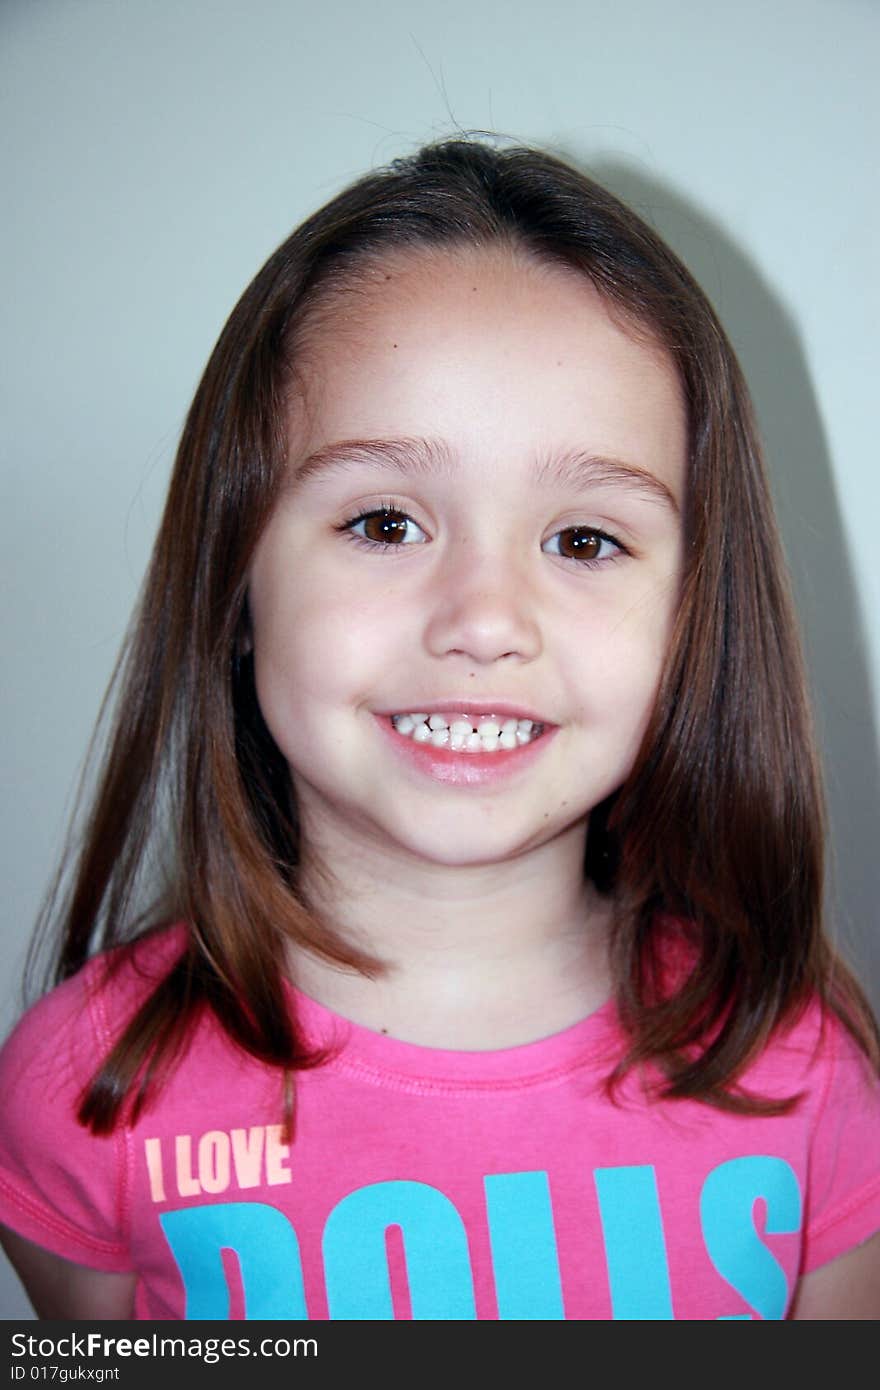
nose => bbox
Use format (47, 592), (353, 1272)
(422, 544), (543, 665)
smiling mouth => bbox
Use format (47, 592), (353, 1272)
(390, 711), (545, 753)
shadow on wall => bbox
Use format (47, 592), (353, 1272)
(562, 150), (880, 1015)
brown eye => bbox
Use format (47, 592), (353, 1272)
(349, 509), (427, 546)
(543, 526), (621, 564)
(558, 528), (600, 560)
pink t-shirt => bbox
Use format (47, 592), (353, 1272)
(1, 928), (878, 1320)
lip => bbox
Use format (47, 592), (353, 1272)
(373, 699), (553, 724)
(374, 711), (557, 787)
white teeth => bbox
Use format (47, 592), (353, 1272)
(391, 711), (545, 753)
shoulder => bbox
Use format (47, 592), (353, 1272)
(657, 917), (878, 1106)
(0, 923), (187, 1077)
(0, 924), (191, 1156)
(738, 994), (880, 1145)
(745, 995), (878, 1099)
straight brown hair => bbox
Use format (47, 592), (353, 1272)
(33, 137), (878, 1131)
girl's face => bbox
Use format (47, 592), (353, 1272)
(248, 248), (686, 873)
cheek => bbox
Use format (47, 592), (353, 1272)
(563, 587), (676, 721)
(249, 569), (410, 721)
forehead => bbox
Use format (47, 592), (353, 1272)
(288, 246), (686, 494)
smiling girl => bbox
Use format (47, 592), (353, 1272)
(1, 139), (878, 1320)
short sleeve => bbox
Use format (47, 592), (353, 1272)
(800, 1015), (880, 1273)
(0, 971), (133, 1271)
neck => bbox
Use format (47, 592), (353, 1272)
(289, 818), (613, 1049)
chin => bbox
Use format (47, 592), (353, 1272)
(381, 817), (576, 870)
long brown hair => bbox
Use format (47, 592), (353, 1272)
(34, 137), (878, 1131)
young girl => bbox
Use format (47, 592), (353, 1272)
(1, 139), (878, 1322)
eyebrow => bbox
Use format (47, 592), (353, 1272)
(289, 435), (679, 513)
(533, 449), (679, 513)
(289, 436), (457, 490)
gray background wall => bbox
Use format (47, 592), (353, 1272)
(2, 0), (877, 1317)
